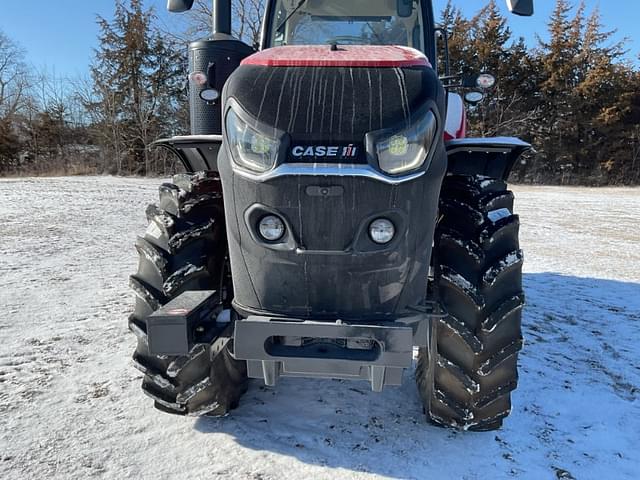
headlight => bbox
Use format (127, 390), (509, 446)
(226, 109), (280, 173)
(375, 111), (437, 175)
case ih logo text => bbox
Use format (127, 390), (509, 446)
(291, 145), (358, 158)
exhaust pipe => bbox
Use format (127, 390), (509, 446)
(213, 0), (232, 35)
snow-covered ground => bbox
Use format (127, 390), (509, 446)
(0, 176), (638, 480)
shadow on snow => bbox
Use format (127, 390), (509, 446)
(193, 273), (640, 478)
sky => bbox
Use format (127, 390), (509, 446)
(0, 0), (638, 79)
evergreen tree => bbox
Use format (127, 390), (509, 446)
(89, 0), (183, 174)
(576, 8), (631, 182)
(437, 0), (472, 75)
(532, 0), (584, 182)
(438, 0), (638, 185)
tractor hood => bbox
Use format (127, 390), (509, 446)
(217, 44), (447, 320)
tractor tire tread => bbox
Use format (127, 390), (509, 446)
(130, 172), (247, 416)
(417, 174), (524, 431)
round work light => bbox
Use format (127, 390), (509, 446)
(258, 215), (285, 241)
(369, 218), (395, 244)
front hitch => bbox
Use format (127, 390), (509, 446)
(233, 304), (443, 392)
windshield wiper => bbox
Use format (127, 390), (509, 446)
(275, 0), (307, 35)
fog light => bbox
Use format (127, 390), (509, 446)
(259, 215), (285, 241)
(369, 218), (395, 244)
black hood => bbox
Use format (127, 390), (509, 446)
(218, 52), (447, 320)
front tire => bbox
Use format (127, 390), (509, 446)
(417, 175), (524, 431)
(129, 172), (247, 416)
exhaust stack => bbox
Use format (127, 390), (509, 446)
(213, 0), (232, 36)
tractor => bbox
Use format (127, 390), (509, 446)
(129, 0), (534, 431)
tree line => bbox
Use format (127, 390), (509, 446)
(442, 0), (640, 184)
(0, 0), (638, 184)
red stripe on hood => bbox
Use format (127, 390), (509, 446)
(242, 45), (431, 68)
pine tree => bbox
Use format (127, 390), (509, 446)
(576, 8), (631, 183)
(532, 0), (585, 182)
(436, 0), (638, 185)
(89, 0), (183, 174)
(437, 0), (472, 75)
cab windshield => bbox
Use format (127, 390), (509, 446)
(269, 0), (425, 52)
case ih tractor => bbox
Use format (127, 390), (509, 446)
(129, 0), (534, 431)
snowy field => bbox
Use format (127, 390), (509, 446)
(0, 176), (639, 480)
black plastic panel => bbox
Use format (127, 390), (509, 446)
(445, 139), (531, 180)
(219, 146), (446, 320)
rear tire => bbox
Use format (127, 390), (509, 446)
(129, 172), (247, 416)
(417, 175), (524, 431)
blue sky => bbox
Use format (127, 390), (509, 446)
(0, 0), (638, 79)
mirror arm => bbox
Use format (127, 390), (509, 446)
(434, 27), (451, 77)
(439, 72), (463, 81)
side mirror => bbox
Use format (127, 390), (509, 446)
(464, 91), (485, 105)
(397, 0), (413, 18)
(167, 0), (194, 13)
(506, 0), (534, 17)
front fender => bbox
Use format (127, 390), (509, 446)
(445, 137), (531, 181)
(150, 135), (223, 173)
